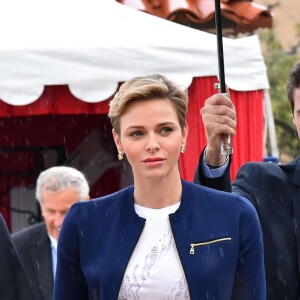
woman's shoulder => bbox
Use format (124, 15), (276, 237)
(68, 185), (134, 218)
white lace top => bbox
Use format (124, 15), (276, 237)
(118, 202), (190, 300)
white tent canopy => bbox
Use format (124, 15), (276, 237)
(0, 0), (269, 105)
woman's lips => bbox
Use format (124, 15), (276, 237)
(143, 157), (163, 162)
(143, 157), (165, 166)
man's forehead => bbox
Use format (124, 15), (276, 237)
(41, 187), (80, 202)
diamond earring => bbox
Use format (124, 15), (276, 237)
(180, 144), (186, 153)
(118, 150), (124, 160)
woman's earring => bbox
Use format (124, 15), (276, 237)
(118, 150), (124, 160)
(180, 144), (186, 153)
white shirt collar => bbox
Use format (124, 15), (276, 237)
(134, 202), (180, 219)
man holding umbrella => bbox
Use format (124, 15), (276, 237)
(195, 61), (300, 300)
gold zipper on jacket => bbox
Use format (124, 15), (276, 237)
(190, 237), (232, 255)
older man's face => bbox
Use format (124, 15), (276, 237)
(41, 188), (80, 240)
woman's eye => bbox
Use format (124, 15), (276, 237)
(160, 127), (173, 134)
(129, 131), (143, 137)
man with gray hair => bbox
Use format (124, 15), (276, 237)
(12, 166), (90, 300)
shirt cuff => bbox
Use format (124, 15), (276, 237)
(201, 156), (228, 178)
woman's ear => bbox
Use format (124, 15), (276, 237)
(182, 121), (189, 141)
(112, 129), (122, 150)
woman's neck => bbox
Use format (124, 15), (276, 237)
(133, 174), (182, 209)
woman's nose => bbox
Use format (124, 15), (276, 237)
(146, 145), (160, 152)
(146, 135), (160, 152)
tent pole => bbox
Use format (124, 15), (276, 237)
(264, 89), (279, 159)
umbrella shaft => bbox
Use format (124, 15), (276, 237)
(214, 0), (226, 93)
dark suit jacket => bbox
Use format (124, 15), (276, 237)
(195, 152), (300, 300)
(0, 214), (33, 300)
(12, 222), (54, 300)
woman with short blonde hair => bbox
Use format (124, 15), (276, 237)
(54, 74), (266, 300)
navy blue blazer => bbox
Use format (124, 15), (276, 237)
(195, 151), (300, 300)
(54, 180), (265, 300)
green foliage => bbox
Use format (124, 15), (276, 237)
(258, 27), (300, 161)
(295, 22), (300, 37)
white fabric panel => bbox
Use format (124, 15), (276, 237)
(0, 0), (269, 105)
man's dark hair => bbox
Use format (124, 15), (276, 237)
(287, 61), (300, 113)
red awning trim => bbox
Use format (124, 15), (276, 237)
(0, 86), (111, 117)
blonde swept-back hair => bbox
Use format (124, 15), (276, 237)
(108, 74), (188, 134)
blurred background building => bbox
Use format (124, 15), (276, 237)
(257, 0), (300, 54)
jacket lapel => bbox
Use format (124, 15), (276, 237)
(31, 225), (54, 300)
